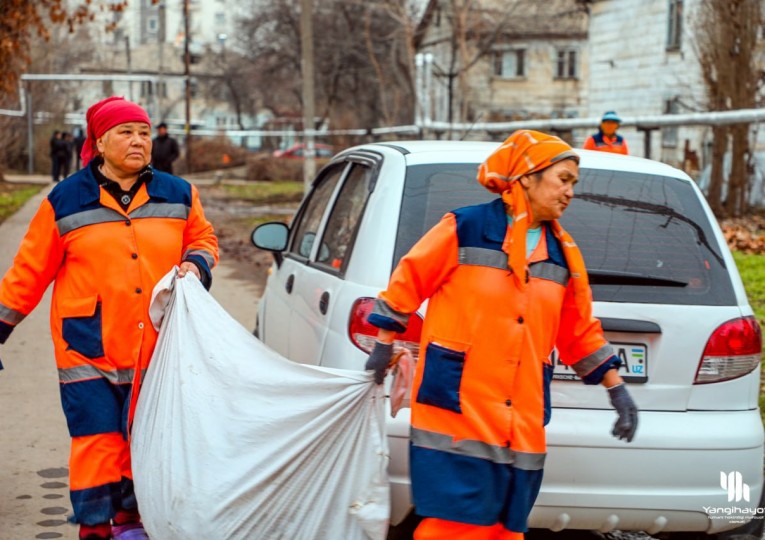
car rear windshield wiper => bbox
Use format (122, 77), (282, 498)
(588, 269), (688, 287)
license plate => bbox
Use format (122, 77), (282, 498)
(551, 342), (648, 383)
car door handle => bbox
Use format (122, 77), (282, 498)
(600, 317), (662, 334)
(285, 274), (294, 294)
(319, 291), (330, 315)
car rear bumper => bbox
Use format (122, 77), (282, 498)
(386, 408), (765, 532)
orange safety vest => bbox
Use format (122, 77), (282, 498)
(583, 131), (629, 155)
(370, 198), (618, 530)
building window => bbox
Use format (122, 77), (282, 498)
(555, 48), (578, 79)
(140, 81), (153, 98)
(667, 0), (683, 50)
(662, 98), (679, 148)
(147, 16), (158, 33)
(494, 49), (526, 78)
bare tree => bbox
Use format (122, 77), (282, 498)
(235, 0), (416, 132)
(0, 1), (153, 98)
(694, 0), (763, 217)
(0, 22), (98, 175)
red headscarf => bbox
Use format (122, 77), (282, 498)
(80, 96), (151, 166)
(477, 130), (579, 289)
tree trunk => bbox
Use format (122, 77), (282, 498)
(707, 127), (727, 217)
(725, 124), (750, 217)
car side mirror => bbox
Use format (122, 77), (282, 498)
(251, 222), (289, 267)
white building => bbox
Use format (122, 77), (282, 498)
(72, 0), (254, 140)
(585, 0), (765, 169)
(416, 0), (590, 134)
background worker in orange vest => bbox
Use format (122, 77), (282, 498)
(583, 111), (629, 155)
(0, 96), (218, 540)
(366, 130), (638, 540)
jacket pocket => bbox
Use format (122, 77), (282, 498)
(416, 341), (466, 413)
(543, 362), (554, 426)
(60, 296), (104, 359)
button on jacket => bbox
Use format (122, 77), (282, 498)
(369, 198), (619, 530)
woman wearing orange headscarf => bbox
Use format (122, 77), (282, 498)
(365, 130), (638, 539)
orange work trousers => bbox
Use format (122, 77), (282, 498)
(414, 518), (524, 540)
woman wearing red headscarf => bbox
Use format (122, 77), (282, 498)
(365, 130), (638, 539)
(0, 97), (218, 540)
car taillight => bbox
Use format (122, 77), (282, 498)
(348, 297), (423, 360)
(694, 316), (762, 384)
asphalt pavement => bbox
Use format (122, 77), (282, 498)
(0, 180), (261, 539)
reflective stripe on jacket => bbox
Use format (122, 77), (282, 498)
(370, 198), (618, 528)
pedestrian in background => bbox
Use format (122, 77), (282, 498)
(50, 130), (64, 182)
(60, 131), (74, 179)
(365, 130), (638, 540)
(0, 96), (218, 540)
(74, 127), (86, 170)
(151, 122), (180, 174)
(583, 111), (629, 155)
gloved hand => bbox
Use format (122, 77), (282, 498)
(607, 383), (638, 442)
(365, 341), (393, 385)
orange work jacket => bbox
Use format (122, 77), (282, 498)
(583, 131), (629, 155)
(369, 198), (618, 530)
(0, 167), (218, 433)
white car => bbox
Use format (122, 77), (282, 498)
(252, 141), (764, 539)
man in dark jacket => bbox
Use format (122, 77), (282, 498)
(151, 122), (180, 174)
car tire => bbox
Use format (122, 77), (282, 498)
(253, 315), (260, 339)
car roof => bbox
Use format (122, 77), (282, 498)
(367, 140), (691, 182)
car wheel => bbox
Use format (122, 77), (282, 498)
(253, 315), (260, 339)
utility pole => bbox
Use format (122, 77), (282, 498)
(184, 0), (192, 174)
(26, 84), (33, 174)
(125, 36), (133, 101)
(157, 0), (166, 119)
(300, 0), (316, 190)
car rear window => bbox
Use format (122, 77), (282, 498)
(395, 164), (735, 306)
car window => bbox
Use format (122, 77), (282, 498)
(315, 163), (373, 272)
(395, 163), (735, 306)
(289, 164), (346, 259)
(394, 163), (494, 267)
(560, 168), (735, 305)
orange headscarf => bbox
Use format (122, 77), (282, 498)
(477, 130), (579, 289)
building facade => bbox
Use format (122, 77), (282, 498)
(415, 0), (590, 135)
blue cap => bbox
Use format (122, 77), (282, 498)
(601, 111), (622, 123)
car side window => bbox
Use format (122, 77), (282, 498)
(315, 163), (373, 272)
(289, 164), (345, 259)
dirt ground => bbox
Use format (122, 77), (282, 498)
(196, 184), (294, 286)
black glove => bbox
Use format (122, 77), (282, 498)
(607, 383), (638, 443)
(365, 341), (393, 385)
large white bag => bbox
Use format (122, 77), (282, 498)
(131, 270), (389, 540)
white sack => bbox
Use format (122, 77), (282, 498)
(131, 269), (389, 540)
